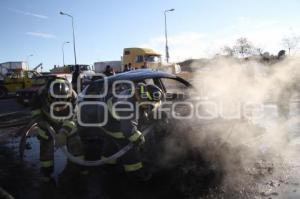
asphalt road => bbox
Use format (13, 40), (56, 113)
(0, 97), (28, 115)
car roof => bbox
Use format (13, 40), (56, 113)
(95, 69), (181, 83)
(83, 69), (193, 97)
(35, 74), (57, 78)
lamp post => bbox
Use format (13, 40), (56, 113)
(26, 54), (33, 70)
(60, 11), (77, 65)
(62, 41), (70, 66)
(164, 8), (175, 63)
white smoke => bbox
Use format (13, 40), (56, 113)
(160, 56), (300, 197)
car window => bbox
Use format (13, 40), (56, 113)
(161, 78), (188, 94)
(135, 55), (144, 63)
(144, 78), (154, 85)
(111, 79), (156, 96)
(85, 81), (104, 95)
(112, 81), (134, 95)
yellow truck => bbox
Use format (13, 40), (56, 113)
(94, 47), (182, 75)
(123, 47), (185, 77)
(0, 69), (41, 98)
(122, 47), (163, 69)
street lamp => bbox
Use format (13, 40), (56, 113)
(62, 41), (70, 66)
(60, 11), (77, 65)
(164, 8), (175, 63)
(26, 54), (33, 70)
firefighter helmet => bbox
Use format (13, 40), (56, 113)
(46, 77), (73, 106)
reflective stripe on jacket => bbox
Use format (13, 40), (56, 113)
(104, 94), (142, 142)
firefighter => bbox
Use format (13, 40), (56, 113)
(72, 64), (81, 92)
(101, 83), (163, 181)
(31, 77), (83, 182)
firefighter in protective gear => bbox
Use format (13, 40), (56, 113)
(101, 83), (163, 180)
(31, 77), (83, 182)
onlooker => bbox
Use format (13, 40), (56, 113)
(123, 64), (129, 72)
(141, 62), (148, 69)
(110, 68), (115, 75)
(104, 65), (115, 76)
(128, 63), (134, 71)
(71, 65), (81, 92)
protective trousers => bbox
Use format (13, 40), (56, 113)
(36, 122), (84, 178)
(101, 136), (143, 172)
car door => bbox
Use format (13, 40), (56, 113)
(5, 72), (24, 92)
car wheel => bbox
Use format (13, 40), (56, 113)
(0, 87), (7, 99)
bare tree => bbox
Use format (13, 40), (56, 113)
(233, 37), (254, 57)
(256, 48), (264, 56)
(277, 50), (286, 59)
(220, 38), (261, 58)
(282, 36), (299, 55)
(222, 45), (234, 56)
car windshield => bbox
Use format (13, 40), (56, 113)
(84, 79), (150, 97)
(145, 55), (161, 62)
(85, 80), (104, 95)
(80, 65), (90, 71)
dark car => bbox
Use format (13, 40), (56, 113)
(77, 69), (194, 122)
(74, 69), (212, 186)
(79, 69), (192, 102)
(16, 75), (57, 106)
(77, 68), (194, 140)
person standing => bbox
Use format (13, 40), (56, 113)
(104, 65), (115, 76)
(71, 65), (81, 93)
(141, 62), (148, 69)
(123, 64), (129, 72)
(128, 63), (134, 71)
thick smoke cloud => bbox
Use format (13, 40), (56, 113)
(160, 56), (300, 197)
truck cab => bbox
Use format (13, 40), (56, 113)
(122, 48), (183, 77)
(122, 48), (162, 70)
(94, 47), (185, 78)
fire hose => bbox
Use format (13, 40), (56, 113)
(19, 120), (38, 159)
(20, 119), (154, 167)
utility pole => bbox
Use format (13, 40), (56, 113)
(60, 11), (77, 65)
(26, 54), (33, 70)
(164, 8), (175, 63)
(62, 41), (70, 66)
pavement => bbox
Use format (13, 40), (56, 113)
(0, 97), (28, 115)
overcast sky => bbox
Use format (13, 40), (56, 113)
(1, 0), (300, 71)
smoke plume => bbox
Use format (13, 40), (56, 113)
(161, 56), (300, 197)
